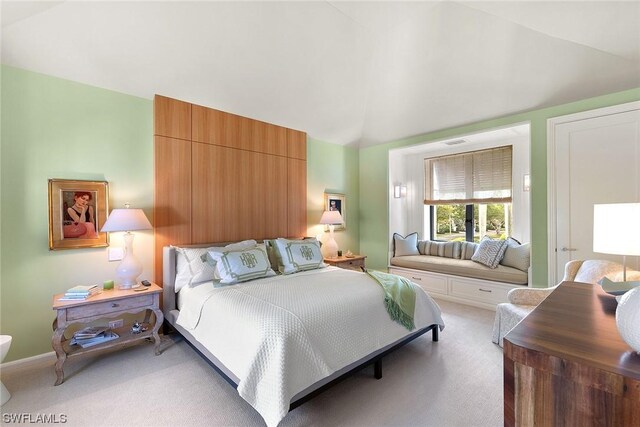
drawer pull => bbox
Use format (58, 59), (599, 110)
(112, 303), (119, 308)
(411, 277), (422, 281)
(479, 288), (492, 293)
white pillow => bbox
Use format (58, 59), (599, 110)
(173, 240), (256, 292)
(500, 238), (531, 272)
(206, 243), (276, 285)
(393, 233), (419, 256)
(272, 238), (326, 275)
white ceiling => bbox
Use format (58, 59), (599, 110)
(2, 1), (639, 147)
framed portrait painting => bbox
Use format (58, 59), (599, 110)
(48, 179), (109, 250)
(324, 192), (346, 231)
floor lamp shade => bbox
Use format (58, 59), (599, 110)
(320, 210), (343, 258)
(101, 207), (152, 289)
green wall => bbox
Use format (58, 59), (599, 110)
(0, 66), (360, 361)
(1, 66), (154, 361)
(359, 88), (640, 286)
(307, 137), (360, 254)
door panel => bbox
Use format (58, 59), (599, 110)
(555, 109), (640, 281)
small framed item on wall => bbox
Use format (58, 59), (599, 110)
(48, 179), (109, 250)
(324, 192), (346, 231)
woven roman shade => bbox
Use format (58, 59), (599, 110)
(424, 146), (512, 205)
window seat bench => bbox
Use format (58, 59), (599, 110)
(389, 256), (528, 310)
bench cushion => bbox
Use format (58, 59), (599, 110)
(390, 255), (528, 285)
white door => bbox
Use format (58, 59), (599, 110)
(551, 104), (640, 283)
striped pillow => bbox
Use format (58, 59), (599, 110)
(460, 241), (479, 260)
(418, 240), (461, 259)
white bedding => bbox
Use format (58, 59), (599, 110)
(176, 266), (445, 427)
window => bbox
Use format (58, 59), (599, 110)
(431, 203), (512, 242)
(425, 146), (513, 242)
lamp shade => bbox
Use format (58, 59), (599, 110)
(593, 203), (640, 256)
(101, 208), (152, 233)
(320, 210), (343, 225)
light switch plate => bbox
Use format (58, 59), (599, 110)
(108, 247), (124, 261)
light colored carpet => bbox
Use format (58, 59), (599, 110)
(1, 300), (503, 426)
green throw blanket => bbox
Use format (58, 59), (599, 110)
(367, 270), (416, 331)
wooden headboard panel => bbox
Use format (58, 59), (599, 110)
(153, 95), (307, 285)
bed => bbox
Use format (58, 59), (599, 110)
(162, 243), (445, 427)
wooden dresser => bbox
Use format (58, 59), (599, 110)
(503, 281), (640, 426)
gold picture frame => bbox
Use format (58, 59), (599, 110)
(48, 179), (109, 250)
(324, 192), (346, 231)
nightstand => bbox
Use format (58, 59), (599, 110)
(324, 255), (366, 271)
(51, 284), (164, 386)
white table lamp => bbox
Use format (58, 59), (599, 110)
(101, 205), (152, 289)
(320, 210), (343, 259)
(594, 203), (640, 354)
(593, 203), (640, 281)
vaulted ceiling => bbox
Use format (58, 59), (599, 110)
(2, 1), (639, 147)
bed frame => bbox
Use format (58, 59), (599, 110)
(161, 244), (440, 412)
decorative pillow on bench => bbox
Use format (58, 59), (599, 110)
(393, 233), (420, 256)
(500, 238), (530, 272)
(471, 237), (509, 268)
(418, 240), (461, 259)
(460, 241), (479, 260)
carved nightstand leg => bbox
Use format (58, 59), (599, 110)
(151, 309), (164, 355)
(52, 328), (66, 386)
(143, 309), (152, 325)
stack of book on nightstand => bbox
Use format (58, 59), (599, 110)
(70, 326), (119, 348)
(59, 285), (101, 301)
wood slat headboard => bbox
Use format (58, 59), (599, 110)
(153, 95), (307, 286)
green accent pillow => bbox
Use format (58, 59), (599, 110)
(205, 244), (276, 285)
(272, 238), (326, 275)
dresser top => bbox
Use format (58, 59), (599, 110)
(504, 281), (640, 380)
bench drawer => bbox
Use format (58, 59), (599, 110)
(66, 294), (154, 321)
(449, 279), (510, 304)
(390, 268), (447, 295)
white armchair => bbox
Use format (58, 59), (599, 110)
(492, 259), (639, 347)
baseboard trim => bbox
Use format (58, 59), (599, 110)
(1, 351), (55, 374)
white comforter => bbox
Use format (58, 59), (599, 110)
(176, 267), (444, 427)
